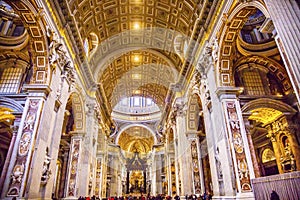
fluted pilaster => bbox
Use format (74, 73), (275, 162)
(264, 0), (300, 103)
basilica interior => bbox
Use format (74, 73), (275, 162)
(0, 0), (300, 199)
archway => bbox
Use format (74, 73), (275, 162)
(242, 98), (299, 176)
(187, 93), (212, 195)
(52, 92), (85, 199)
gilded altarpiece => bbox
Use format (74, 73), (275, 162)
(191, 140), (201, 194)
(224, 101), (252, 193)
(66, 138), (81, 197)
(6, 99), (43, 197)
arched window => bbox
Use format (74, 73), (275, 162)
(0, 59), (28, 94)
(0, 67), (23, 93)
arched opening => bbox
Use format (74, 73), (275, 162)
(187, 94), (212, 195)
(52, 96), (75, 199)
(221, 3), (300, 178)
(242, 99), (299, 177)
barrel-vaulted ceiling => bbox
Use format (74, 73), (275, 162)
(55, 0), (218, 153)
(64, 0), (206, 109)
(100, 50), (178, 109)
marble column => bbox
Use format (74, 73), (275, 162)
(264, 0), (300, 104)
(111, 154), (121, 196)
(165, 154), (171, 196)
(267, 132), (283, 174)
(244, 119), (261, 178)
(174, 99), (193, 196)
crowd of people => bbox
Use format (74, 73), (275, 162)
(77, 193), (212, 200)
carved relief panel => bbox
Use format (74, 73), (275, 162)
(7, 99), (42, 197)
(67, 138), (81, 197)
(95, 158), (102, 197)
(191, 140), (201, 194)
(224, 101), (252, 193)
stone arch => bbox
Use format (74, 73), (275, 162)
(241, 98), (297, 114)
(217, 1), (269, 87)
(0, 97), (23, 113)
(242, 98), (299, 175)
(115, 124), (158, 145)
(6, 1), (50, 84)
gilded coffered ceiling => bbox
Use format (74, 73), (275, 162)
(249, 108), (283, 126)
(117, 126), (154, 153)
(100, 50), (178, 109)
(69, 0), (202, 45)
(49, 0), (218, 149)
(64, 0), (205, 108)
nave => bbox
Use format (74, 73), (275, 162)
(0, 0), (300, 199)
